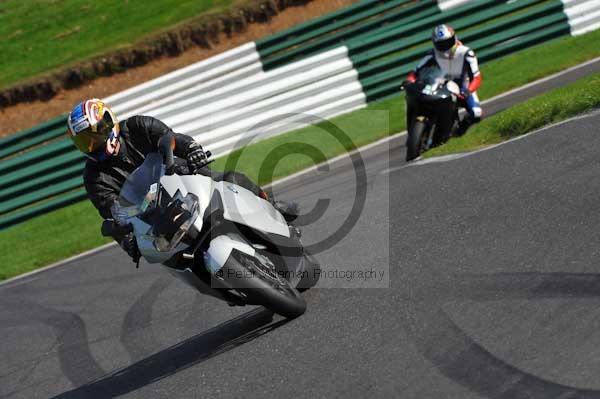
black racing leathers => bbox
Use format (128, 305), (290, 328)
(84, 116), (193, 219)
(83, 115), (262, 221)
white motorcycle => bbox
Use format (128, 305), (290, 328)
(105, 136), (320, 318)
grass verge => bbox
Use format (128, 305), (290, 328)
(0, 201), (111, 280)
(2, 29), (600, 280)
(425, 72), (600, 158)
(0, 0), (233, 88)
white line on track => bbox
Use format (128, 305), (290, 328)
(0, 242), (117, 287)
(381, 109), (600, 174)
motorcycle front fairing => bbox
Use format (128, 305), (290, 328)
(131, 217), (192, 263)
(159, 174), (290, 238)
(406, 66), (459, 138)
(405, 65), (458, 111)
(113, 154), (196, 263)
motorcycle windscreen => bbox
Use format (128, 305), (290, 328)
(114, 153), (164, 224)
(418, 65), (446, 88)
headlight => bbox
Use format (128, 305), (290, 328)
(153, 191), (200, 252)
(154, 236), (172, 252)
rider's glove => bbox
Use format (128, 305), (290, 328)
(186, 141), (207, 174)
(102, 216), (141, 264)
(120, 231), (141, 262)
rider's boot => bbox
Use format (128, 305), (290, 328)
(273, 201), (300, 222)
(455, 115), (481, 137)
(259, 191), (300, 222)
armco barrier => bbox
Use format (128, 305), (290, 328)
(0, 114), (67, 160)
(564, 0), (600, 34)
(2, 0), (600, 229)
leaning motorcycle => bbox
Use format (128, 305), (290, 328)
(105, 136), (320, 319)
(403, 65), (462, 161)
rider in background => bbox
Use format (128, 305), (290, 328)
(67, 98), (297, 262)
(406, 24), (483, 136)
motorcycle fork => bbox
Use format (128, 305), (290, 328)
(423, 119), (436, 150)
(415, 113), (436, 150)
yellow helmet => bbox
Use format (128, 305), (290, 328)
(67, 98), (119, 160)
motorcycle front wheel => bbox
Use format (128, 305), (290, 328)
(219, 250), (307, 319)
(406, 119), (428, 162)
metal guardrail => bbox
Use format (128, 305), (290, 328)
(0, 114), (67, 159)
(1, 0), (599, 229)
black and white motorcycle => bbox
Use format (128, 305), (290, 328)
(106, 136), (320, 318)
(404, 65), (463, 161)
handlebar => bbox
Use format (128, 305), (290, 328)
(158, 134), (213, 175)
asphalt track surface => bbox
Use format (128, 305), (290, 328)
(3, 62), (600, 398)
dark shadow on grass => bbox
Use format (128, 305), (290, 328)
(52, 308), (286, 399)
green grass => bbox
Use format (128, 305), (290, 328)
(426, 72), (600, 158)
(479, 28), (600, 99)
(2, 28), (600, 280)
(0, 201), (110, 280)
(0, 0), (233, 89)
(212, 108), (391, 185)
